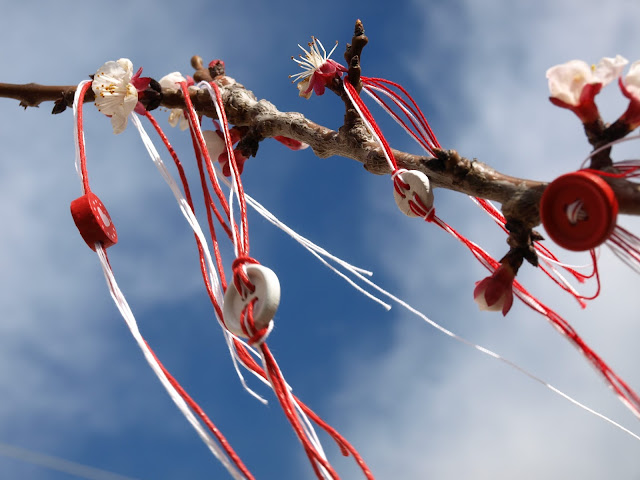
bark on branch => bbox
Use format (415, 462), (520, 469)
(1, 78), (640, 240)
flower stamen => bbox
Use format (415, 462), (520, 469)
(289, 37), (346, 99)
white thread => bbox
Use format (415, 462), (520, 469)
(135, 95), (640, 442)
(131, 113), (268, 404)
(257, 348), (331, 480)
(566, 199), (587, 224)
(221, 331), (269, 405)
(607, 227), (640, 274)
(198, 81), (244, 257)
(422, 205), (435, 221)
(0, 440), (140, 480)
(182, 86), (333, 470)
(130, 114), (225, 308)
(581, 133), (640, 169)
(95, 245), (247, 479)
(237, 189), (640, 442)
(512, 283), (640, 421)
(234, 186), (392, 310)
(72, 80), (92, 193)
(391, 168), (408, 182)
(535, 251), (594, 271)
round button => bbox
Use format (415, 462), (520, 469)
(393, 169), (434, 218)
(70, 192), (118, 251)
(223, 264), (280, 339)
(540, 171), (618, 251)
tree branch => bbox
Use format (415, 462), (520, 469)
(1, 77), (640, 236)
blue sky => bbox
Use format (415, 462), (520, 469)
(1, 0), (640, 478)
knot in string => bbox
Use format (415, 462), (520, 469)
(392, 168), (435, 220)
(231, 256), (260, 297)
(406, 186), (435, 221)
(241, 299), (273, 346)
(423, 205), (436, 222)
(566, 199), (588, 225)
(392, 168), (410, 197)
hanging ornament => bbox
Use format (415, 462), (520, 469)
(70, 192), (118, 251)
(540, 170), (619, 251)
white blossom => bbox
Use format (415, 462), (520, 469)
(159, 72), (191, 130)
(203, 130), (226, 160)
(290, 37), (345, 99)
(546, 55), (628, 106)
(622, 60), (640, 101)
(92, 58), (138, 134)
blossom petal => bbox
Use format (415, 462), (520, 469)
(546, 56), (627, 107)
(593, 55), (628, 85)
(622, 60), (640, 101)
(290, 37), (344, 99)
(110, 110), (130, 135)
(546, 60), (591, 106)
(167, 109), (189, 130)
(297, 78), (313, 99)
(474, 280), (502, 312)
(203, 130), (226, 160)
(159, 71), (187, 90)
(92, 58), (138, 134)
(501, 290), (514, 316)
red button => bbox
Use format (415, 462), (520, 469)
(540, 171), (618, 251)
(70, 192), (118, 251)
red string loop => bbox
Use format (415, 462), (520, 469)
(241, 300), (270, 346)
(232, 256), (260, 296)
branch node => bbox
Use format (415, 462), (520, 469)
(208, 59), (226, 79)
(344, 19), (368, 89)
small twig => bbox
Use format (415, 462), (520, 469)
(344, 19), (368, 91)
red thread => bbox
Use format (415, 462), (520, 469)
(608, 225), (640, 272)
(474, 196), (599, 305)
(145, 111), (229, 299)
(143, 339), (255, 480)
(77, 104), (253, 477)
(76, 81), (94, 194)
(208, 82), (251, 255)
(344, 80), (399, 174)
(583, 165), (640, 179)
(180, 83), (237, 242)
(361, 77), (441, 155)
(239, 304), (339, 478)
(241, 300), (269, 345)
(173, 80), (374, 479)
(425, 213), (640, 418)
(232, 256), (259, 297)
(358, 73), (601, 306)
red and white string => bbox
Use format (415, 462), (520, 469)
(357, 74), (602, 304)
(224, 152), (640, 442)
(343, 76), (640, 421)
(72, 80), (254, 480)
(135, 79), (374, 479)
